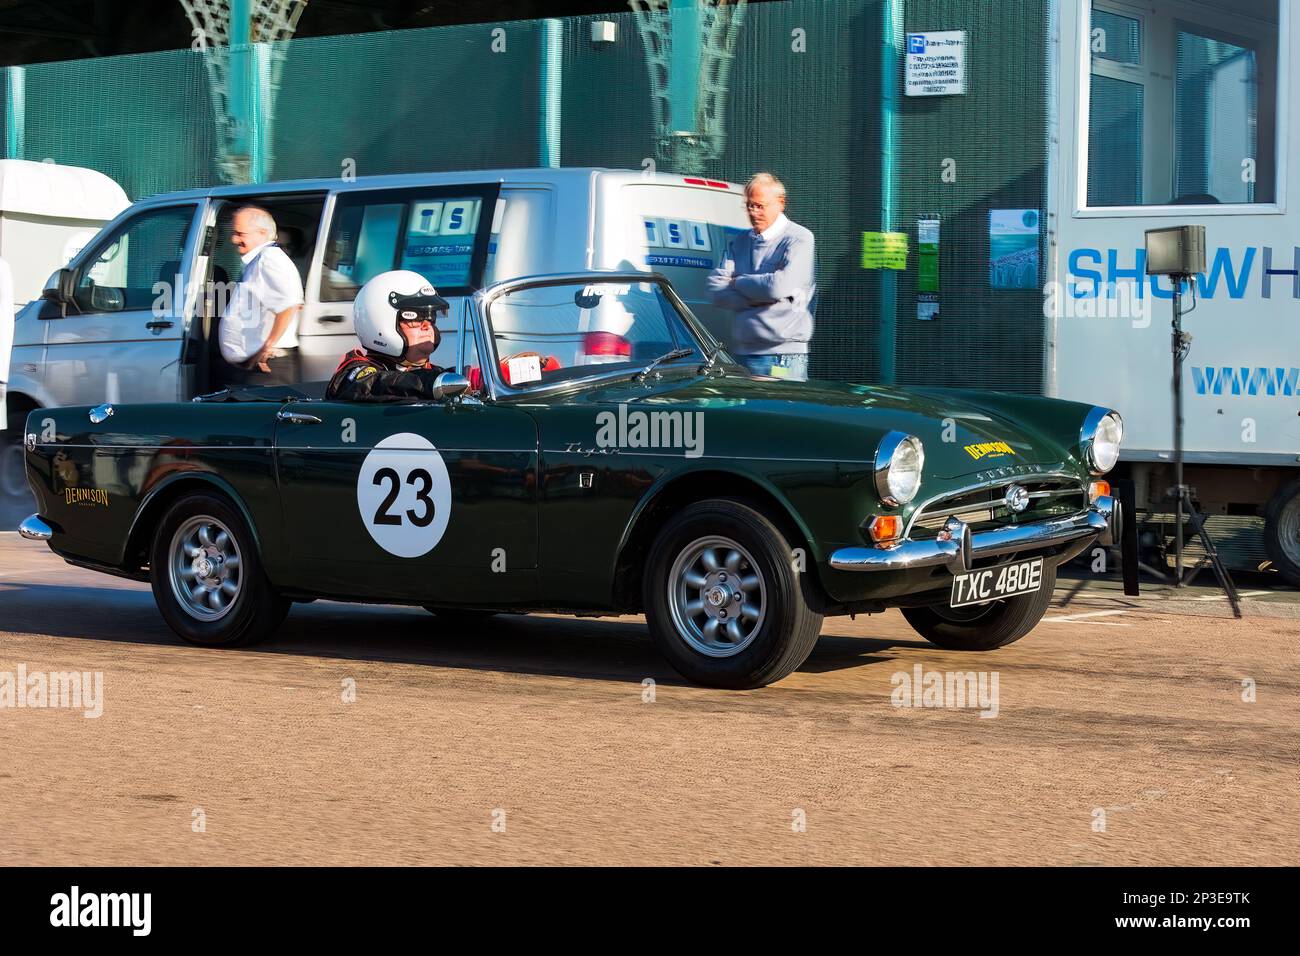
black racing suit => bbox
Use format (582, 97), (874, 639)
(326, 349), (447, 402)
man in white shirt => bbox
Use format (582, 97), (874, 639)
(217, 206), (304, 387)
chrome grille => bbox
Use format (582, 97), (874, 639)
(907, 477), (1088, 538)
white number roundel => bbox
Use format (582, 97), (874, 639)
(356, 433), (452, 558)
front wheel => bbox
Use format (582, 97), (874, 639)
(149, 493), (290, 647)
(901, 561), (1057, 651)
(643, 499), (823, 688)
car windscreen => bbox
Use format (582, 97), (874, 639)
(484, 280), (706, 390)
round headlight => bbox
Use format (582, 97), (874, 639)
(875, 432), (925, 506)
(1081, 409), (1123, 475)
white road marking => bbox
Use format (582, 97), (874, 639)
(1045, 609), (1129, 621)
(1191, 590), (1270, 602)
(1042, 609), (1131, 627)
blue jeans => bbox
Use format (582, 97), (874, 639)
(736, 353), (809, 382)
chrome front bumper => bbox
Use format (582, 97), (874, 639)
(17, 514), (53, 541)
(829, 496), (1119, 574)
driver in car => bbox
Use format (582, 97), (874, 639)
(327, 270), (451, 402)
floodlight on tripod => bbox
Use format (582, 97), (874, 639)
(1144, 224), (1242, 616)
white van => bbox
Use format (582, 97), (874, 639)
(1, 160), (131, 497)
(2, 167), (750, 419)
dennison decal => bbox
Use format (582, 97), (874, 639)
(64, 487), (109, 507)
(963, 441), (1016, 461)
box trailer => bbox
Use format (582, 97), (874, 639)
(1046, 0), (1299, 584)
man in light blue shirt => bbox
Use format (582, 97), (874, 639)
(707, 172), (816, 381)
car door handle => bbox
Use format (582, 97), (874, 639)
(318, 314), (346, 323)
(276, 411), (322, 425)
(146, 320), (174, 330)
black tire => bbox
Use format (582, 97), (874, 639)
(149, 492), (290, 647)
(2, 408), (31, 499)
(643, 498), (823, 688)
(901, 561), (1056, 651)
(1263, 477), (1300, 587)
(423, 607), (499, 626)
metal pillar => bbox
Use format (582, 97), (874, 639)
(539, 18), (563, 168)
(226, 0), (257, 182)
(877, 0), (902, 385)
(3, 67), (24, 160)
(668, 0), (701, 135)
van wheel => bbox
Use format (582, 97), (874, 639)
(901, 563), (1057, 651)
(1264, 477), (1300, 587)
(150, 493), (290, 647)
(2, 409), (31, 498)
(643, 499), (822, 688)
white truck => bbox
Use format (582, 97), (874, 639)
(1048, 0), (1299, 583)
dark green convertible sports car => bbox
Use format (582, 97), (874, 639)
(19, 272), (1123, 688)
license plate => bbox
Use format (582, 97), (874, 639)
(949, 557), (1044, 608)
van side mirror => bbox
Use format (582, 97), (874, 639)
(431, 371), (470, 401)
(41, 268), (76, 304)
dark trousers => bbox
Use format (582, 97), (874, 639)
(218, 349), (302, 388)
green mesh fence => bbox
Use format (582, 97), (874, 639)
(0, 0), (1050, 393)
(17, 48), (218, 197)
(894, 0), (1049, 392)
(272, 21), (544, 179)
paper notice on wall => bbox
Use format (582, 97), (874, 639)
(917, 294), (940, 321)
(905, 31), (967, 97)
(862, 231), (909, 270)
(917, 217), (940, 292)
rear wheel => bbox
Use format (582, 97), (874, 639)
(150, 493), (289, 647)
(902, 562), (1057, 651)
(1264, 477), (1300, 587)
(643, 499), (822, 688)
(2, 409), (31, 499)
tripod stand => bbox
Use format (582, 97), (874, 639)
(1167, 275), (1242, 618)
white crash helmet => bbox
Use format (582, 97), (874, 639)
(352, 270), (449, 361)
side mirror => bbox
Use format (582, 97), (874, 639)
(431, 371), (470, 401)
(41, 268), (76, 304)
(87, 282), (125, 312)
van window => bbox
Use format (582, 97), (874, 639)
(210, 196), (326, 294)
(320, 185), (499, 302)
(74, 204), (196, 313)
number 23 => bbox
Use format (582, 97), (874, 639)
(372, 467), (435, 527)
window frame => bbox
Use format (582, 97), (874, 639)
(1075, 0), (1288, 217)
(1088, 2), (1154, 205)
(71, 202), (202, 315)
(317, 182), (501, 302)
